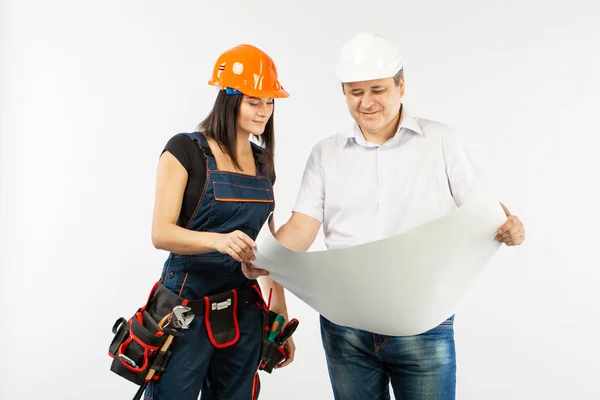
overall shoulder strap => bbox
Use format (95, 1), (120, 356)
(184, 132), (217, 170)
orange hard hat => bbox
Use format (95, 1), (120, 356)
(208, 44), (289, 98)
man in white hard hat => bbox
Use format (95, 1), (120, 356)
(245, 32), (525, 399)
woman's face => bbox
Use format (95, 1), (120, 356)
(237, 95), (274, 136)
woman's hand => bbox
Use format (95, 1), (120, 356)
(275, 337), (296, 369)
(212, 230), (256, 263)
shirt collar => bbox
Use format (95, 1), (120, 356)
(341, 105), (423, 148)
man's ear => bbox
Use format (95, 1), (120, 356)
(399, 76), (405, 98)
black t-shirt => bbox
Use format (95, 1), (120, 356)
(162, 133), (275, 228)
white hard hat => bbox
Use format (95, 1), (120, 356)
(336, 32), (404, 83)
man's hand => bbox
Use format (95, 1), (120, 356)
(495, 215), (525, 246)
(275, 337), (296, 369)
(241, 262), (269, 279)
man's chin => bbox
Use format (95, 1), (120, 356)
(359, 121), (382, 131)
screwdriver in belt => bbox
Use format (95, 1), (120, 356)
(275, 318), (299, 346)
(267, 314), (286, 342)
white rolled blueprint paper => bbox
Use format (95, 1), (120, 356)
(253, 184), (507, 336)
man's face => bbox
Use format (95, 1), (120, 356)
(343, 77), (404, 135)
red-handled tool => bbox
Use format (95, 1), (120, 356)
(275, 318), (299, 346)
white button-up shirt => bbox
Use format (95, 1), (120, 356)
(293, 107), (481, 250)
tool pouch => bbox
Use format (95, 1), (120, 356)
(204, 289), (241, 348)
(108, 282), (185, 385)
(258, 310), (287, 373)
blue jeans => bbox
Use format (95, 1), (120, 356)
(320, 315), (456, 400)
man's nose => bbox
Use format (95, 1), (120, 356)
(360, 93), (375, 109)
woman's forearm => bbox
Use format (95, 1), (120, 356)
(152, 223), (220, 255)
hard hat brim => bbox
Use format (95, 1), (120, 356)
(208, 81), (289, 98)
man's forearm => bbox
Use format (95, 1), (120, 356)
(274, 215), (319, 252)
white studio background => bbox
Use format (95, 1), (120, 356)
(1, 1), (599, 399)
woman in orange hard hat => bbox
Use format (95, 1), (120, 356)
(145, 44), (294, 400)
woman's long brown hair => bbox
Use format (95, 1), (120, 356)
(198, 90), (275, 176)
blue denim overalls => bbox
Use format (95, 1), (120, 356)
(145, 132), (274, 400)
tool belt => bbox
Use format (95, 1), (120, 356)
(108, 281), (264, 386)
(258, 310), (289, 373)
